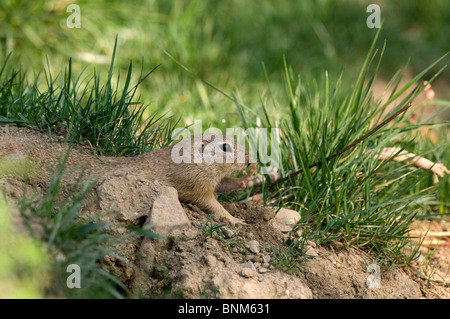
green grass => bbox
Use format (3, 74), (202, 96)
(200, 214), (243, 249)
(231, 31), (449, 267)
(201, 215), (227, 240)
(0, 197), (49, 298)
(1, 1), (448, 129)
(269, 235), (313, 274)
(0, 38), (176, 156)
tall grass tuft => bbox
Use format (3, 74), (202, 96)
(232, 31), (449, 267)
(0, 38), (176, 157)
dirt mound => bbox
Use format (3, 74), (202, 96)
(130, 202), (421, 299)
(0, 125), (439, 298)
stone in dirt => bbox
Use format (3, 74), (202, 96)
(146, 182), (191, 238)
(245, 240), (260, 254)
(275, 208), (301, 226)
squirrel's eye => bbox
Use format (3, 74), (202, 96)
(222, 143), (232, 152)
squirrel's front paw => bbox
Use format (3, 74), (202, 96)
(239, 163), (257, 189)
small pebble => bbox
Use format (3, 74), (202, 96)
(240, 268), (255, 278)
(242, 261), (256, 270)
(221, 227), (234, 238)
(204, 255), (217, 267)
(258, 267), (268, 274)
(245, 240), (260, 254)
(275, 208), (301, 225)
(240, 262), (256, 278)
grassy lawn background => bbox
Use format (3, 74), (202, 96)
(1, 0), (449, 128)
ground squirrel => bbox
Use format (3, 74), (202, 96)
(117, 133), (257, 224)
(0, 128), (257, 225)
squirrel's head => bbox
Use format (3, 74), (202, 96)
(171, 133), (254, 176)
